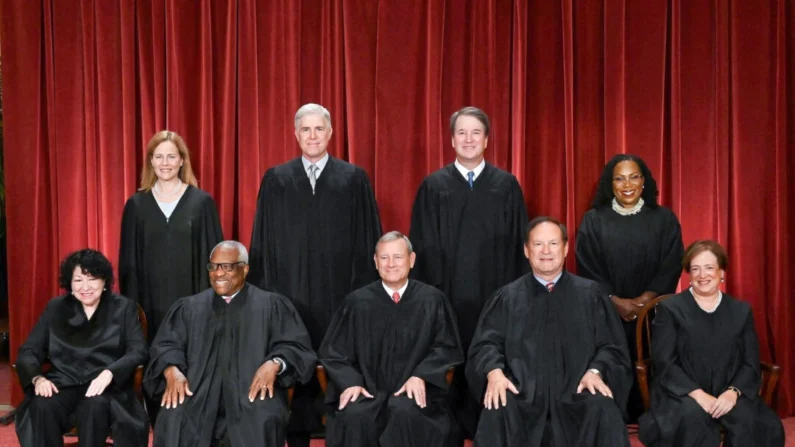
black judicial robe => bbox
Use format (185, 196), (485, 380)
(638, 291), (784, 447)
(319, 280), (464, 447)
(409, 163), (528, 352)
(15, 293), (149, 446)
(575, 205), (683, 302)
(143, 284), (317, 447)
(119, 185), (223, 340)
(248, 156), (382, 347)
(467, 272), (632, 447)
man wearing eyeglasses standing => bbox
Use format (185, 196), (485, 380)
(144, 240), (317, 447)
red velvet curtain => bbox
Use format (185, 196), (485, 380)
(2, 0), (794, 414)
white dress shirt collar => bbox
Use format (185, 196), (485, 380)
(382, 280), (409, 299)
(301, 152), (330, 178)
(454, 159), (486, 181)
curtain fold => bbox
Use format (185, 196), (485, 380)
(2, 0), (793, 414)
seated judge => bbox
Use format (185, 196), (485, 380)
(144, 240), (317, 447)
(638, 240), (784, 447)
(468, 217), (632, 447)
(318, 231), (464, 447)
(15, 249), (149, 447)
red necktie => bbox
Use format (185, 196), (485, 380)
(392, 292), (401, 303)
(546, 282), (554, 292)
(223, 296), (232, 304)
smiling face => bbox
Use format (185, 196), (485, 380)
(688, 250), (724, 298)
(452, 115), (488, 166)
(374, 238), (416, 289)
(71, 266), (105, 308)
(208, 246), (249, 296)
(524, 222), (569, 280)
(611, 160), (645, 208)
(295, 113), (332, 162)
(150, 140), (184, 182)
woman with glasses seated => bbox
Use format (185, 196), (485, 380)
(15, 249), (149, 447)
(638, 240), (784, 446)
(575, 154), (684, 421)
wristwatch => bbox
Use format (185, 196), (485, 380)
(727, 386), (742, 397)
(587, 368), (601, 377)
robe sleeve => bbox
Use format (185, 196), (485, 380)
(645, 209), (684, 294)
(195, 194), (224, 292)
(507, 178), (530, 279)
(409, 181), (445, 289)
(587, 285), (633, 408)
(318, 299), (366, 402)
(411, 296), (464, 390)
(248, 170), (277, 290)
(575, 211), (613, 295)
(465, 289), (509, 400)
(266, 296), (317, 388)
(118, 198), (140, 304)
(349, 170), (382, 290)
(729, 309), (762, 398)
(143, 299), (190, 398)
(107, 299), (149, 386)
(16, 300), (58, 388)
(650, 304), (701, 397)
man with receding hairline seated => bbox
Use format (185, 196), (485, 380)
(468, 217), (632, 447)
(319, 231), (464, 447)
(144, 240), (316, 447)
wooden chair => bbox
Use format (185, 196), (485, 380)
(635, 294), (781, 410)
(8, 304), (148, 444)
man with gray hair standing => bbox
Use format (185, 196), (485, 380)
(319, 231), (463, 447)
(145, 240), (317, 447)
(249, 103), (383, 446)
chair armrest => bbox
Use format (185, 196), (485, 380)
(635, 359), (652, 411)
(760, 361), (781, 406)
(316, 365), (328, 394)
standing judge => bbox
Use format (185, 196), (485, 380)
(119, 130), (223, 341)
(15, 249), (149, 447)
(248, 103), (382, 446)
(575, 153), (683, 421)
(144, 241), (317, 447)
(408, 106), (528, 437)
(319, 231), (464, 447)
(468, 217), (632, 447)
(638, 240), (784, 447)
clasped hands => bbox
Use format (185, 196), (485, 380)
(338, 376), (427, 411)
(161, 360), (281, 409)
(483, 369), (613, 410)
(612, 294), (651, 322)
(33, 369), (114, 398)
(689, 388), (738, 419)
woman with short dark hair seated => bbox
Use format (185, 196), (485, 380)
(638, 240), (784, 447)
(15, 249), (149, 447)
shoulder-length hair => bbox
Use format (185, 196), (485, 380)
(591, 153), (659, 209)
(139, 130), (199, 192)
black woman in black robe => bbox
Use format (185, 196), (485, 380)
(575, 154), (683, 420)
(639, 240), (784, 447)
(15, 249), (149, 447)
(409, 107), (528, 438)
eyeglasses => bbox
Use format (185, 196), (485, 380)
(612, 174), (643, 185)
(206, 262), (246, 272)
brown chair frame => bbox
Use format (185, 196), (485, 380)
(635, 294), (781, 410)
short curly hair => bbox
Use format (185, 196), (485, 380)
(591, 154), (660, 209)
(58, 249), (115, 292)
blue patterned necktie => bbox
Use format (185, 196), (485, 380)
(467, 171), (474, 190)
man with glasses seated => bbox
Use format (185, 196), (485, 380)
(144, 240), (317, 447)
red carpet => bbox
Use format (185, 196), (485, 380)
(0, 422), (791, 446)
